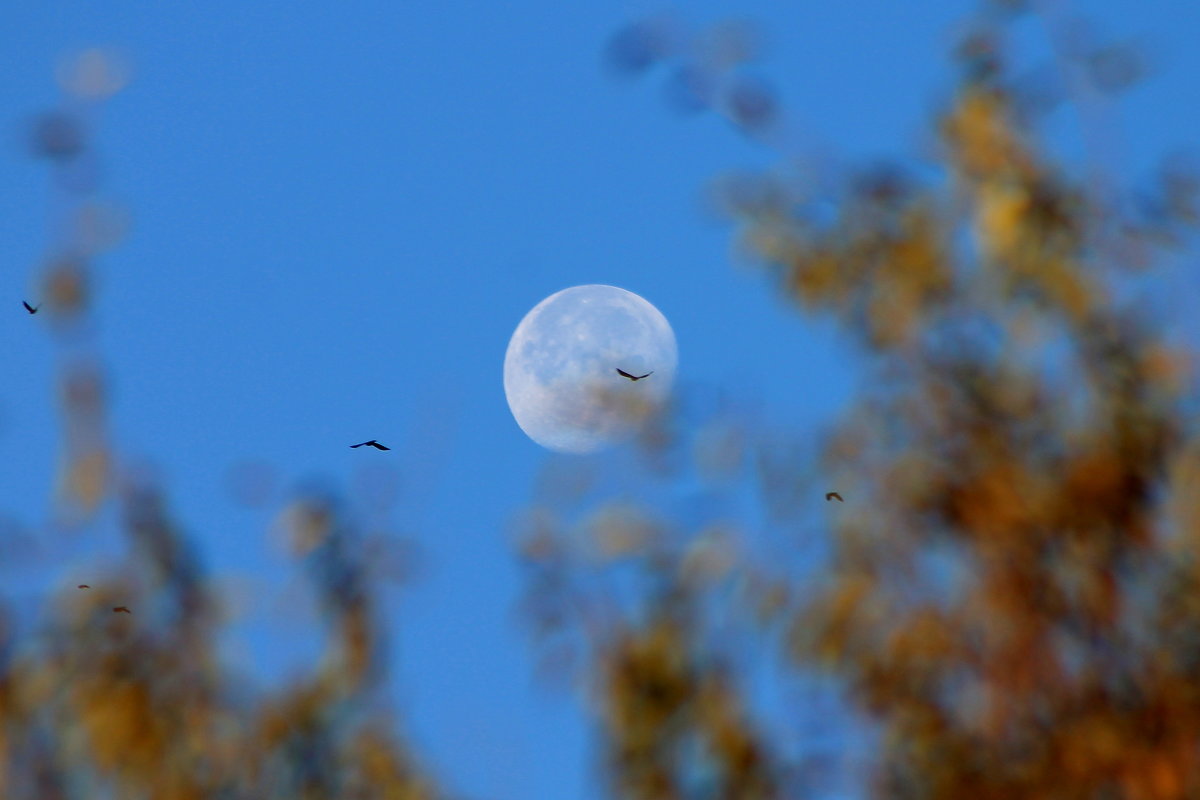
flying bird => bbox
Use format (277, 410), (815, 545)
(825, 492), (843, 503)
(350, 440), (390, 450)
(78, 584), (90, 589)
(112, 606), (131, 614)
(22, 301), (38, 314)
(616, 368), (653, 381)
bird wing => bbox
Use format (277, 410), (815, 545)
(22, 301), (34, 313)
(637, 371), (653, 379)
(350, 442), (367, 448)
(372, 442), (391, 450)
(616, 368), (633, 378)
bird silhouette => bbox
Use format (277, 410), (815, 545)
(78, 584), (90, 589)
(825, 492), (843, 502)
(350, 440), (390, 450)
(616, 368), (653, 381)
(112, 606), (131, 614)
(22, 301), (38, 314)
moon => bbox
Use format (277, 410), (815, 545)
(504, 285), (678, 453)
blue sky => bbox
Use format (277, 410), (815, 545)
(2, 2), (1199, 798)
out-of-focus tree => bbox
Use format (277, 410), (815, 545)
(521, 1), (1200, 798)
(4, 49), (443, 800)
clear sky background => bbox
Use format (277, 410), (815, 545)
(2, 2), (1199, 798)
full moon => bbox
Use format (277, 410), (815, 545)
(504, 285), (678, 454)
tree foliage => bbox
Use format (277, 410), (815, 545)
(528, 2), (1200, 798)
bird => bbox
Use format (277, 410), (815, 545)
(77, 584), (90, 589)
(825, 492), (843, 502)
(112, 606), (131, 614)
(22, 301), (38, 314)
(616, 368), (653, 381)
(350, 440), (390, 450)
